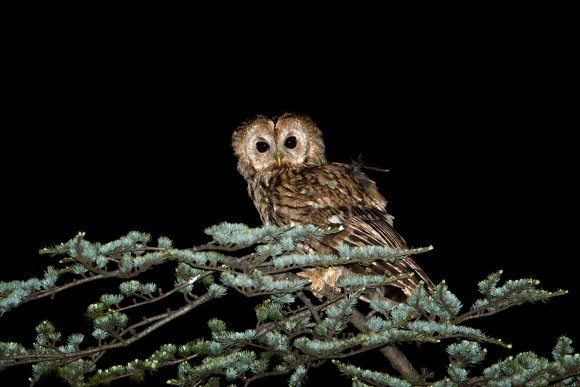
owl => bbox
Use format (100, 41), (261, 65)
(232, 113), (434, 300)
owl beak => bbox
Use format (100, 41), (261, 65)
(275, 150), (283, 167)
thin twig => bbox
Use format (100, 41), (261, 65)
(297, 291), (322, 324)
(116, 272), (213, 313)
(90, 353), (199, 385)
(1, 292), (214, 368)
(10, 273), (107, 306)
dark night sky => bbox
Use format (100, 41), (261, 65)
(1, 19), (577, 386)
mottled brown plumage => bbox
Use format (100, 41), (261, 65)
(232, 113), (434, 300)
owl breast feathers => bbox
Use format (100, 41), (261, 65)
(232, 113), (434, 300)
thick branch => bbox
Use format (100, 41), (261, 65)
(349, 307), (419, 380)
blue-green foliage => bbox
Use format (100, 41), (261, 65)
(336, 272), (409, 288)
(207, 318), (227, 333)
(478, 270), (503, 296)
(469, 271), (568, 320)
(0, 279), (40, 315)
(7, 320), (91, 384)
(431, 281), (462, 321)
(447, 364), (469, 383)
(364, 315), (392, 332)
(41, 266), (60, 289)
(157, 236), (172, 249)
(66, 333), (84, 346)
(174, 262), (205, 293)
(220, 270), (310, 294)
(255, 299), (285, 322)
(314, 292), (360, 336)
(205, 222), (322, 247)
(369, 297), (397, 315)
(0, 267), (60, 315)
(206, 223), (343, 269)
(262, 330), (291, 352)
(553, 336), (574, 360)
(406, 321), (489, 342)
(190, 251), (224, 266)
(446, 340), (486, 367)
(337, 244), (433, 262)
(88, 354), (166, 386)
(208, 283), (227, 298)
(35, 320), (60, 344)
(333, 359), (411, 387)
(119, 280), (157, 296)
(270, 293), (295, 304)
(93, 310), (129, 337)
(170, 350), (260, 383)
(271, 253), (347, 268)
(0, 223), (577, 386)
(1, 231), (175, 315)
(386, 303), (420, 326)
(294, 328), (433, 356)
(288, 364), (308, 386)
(483, 351), (550, 385)
(205, 223), (272, 245)
(212, 329), (257, 347)
(405, 281), (463, 322)
(100, 293), (124, 306)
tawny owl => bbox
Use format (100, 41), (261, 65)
(232, 113), (434, 300)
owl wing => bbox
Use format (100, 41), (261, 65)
(271, 163), (434, 297)
(314, 205), (434, 297)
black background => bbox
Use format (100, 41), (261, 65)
(1, 11), (577, 386)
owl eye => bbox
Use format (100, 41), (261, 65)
(256, 141), (270, 153)
(284, 136), (297, 149)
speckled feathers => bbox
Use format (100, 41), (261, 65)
(233, 114), (434, 299)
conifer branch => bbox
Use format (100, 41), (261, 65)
(1, 223), (577, 386)
(350, 306), (420, 379)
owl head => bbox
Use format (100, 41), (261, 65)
(232, 113), (327, 180)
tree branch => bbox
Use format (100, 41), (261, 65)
(1, 292), (214, 368)
(349, 307), (419, 380)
